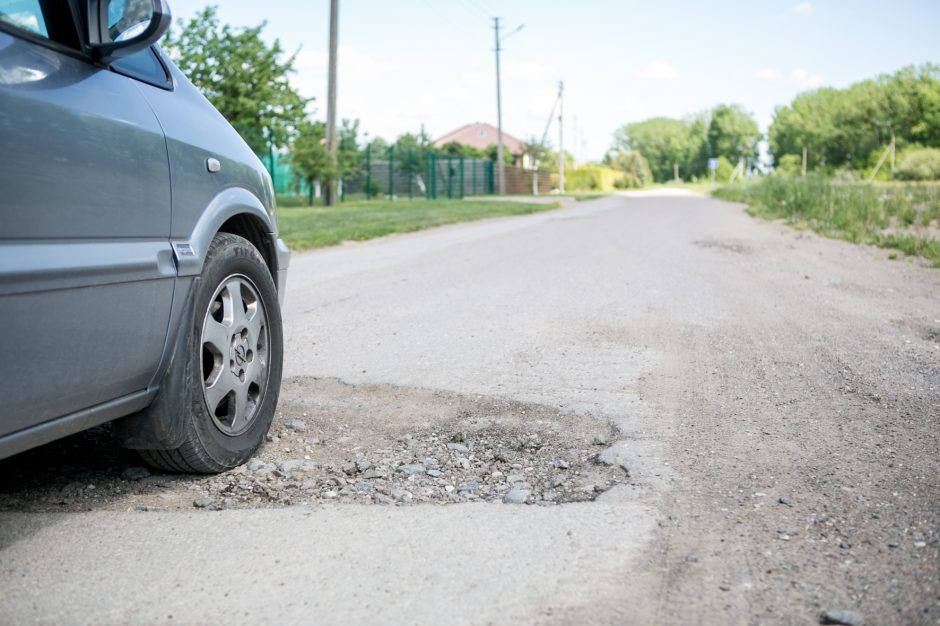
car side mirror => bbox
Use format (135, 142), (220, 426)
(85, 0), (171, 63)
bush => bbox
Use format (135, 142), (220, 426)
(715, 156), (735, 182)
(604, 150), (652, 188)
(364, 180), (381, 199)
(774, 154), (803, 176)
(895, 147), (940, 181)
(566, 166), (624, 192)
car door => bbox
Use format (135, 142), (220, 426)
(0, 2), (174, 436)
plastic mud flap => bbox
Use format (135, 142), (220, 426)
(114, 278), (199, 449)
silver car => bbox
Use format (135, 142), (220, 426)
(0, 0), (289, 472)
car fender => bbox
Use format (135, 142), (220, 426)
(171, 185), (276, 278)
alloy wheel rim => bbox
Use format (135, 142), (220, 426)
(200, 274), (270, 436)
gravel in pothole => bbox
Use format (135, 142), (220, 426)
(0, 378), (630, 512)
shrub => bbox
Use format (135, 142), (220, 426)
(895, 147), (940, 181)
(566, 166), (624, 191)
(715, 156), (735, 182)
(774, 154), (803, 176)
(364, 180), (381, 199)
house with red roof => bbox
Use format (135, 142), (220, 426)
(433, 122), (528, 166)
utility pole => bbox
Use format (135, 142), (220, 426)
(324, 0), (339, 206)
(558, 81), (564, 194)
(493, 17), (505, 195)
(492, 18), (523, 196)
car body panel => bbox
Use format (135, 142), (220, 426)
(0, 29), (174, 436)
(0, 13), (289, 460)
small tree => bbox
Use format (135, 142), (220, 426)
(288, 119), (329, 205)
(603, 150), (652, 188)
(336, 118), (361, 179)
(441, 141), (486, 158)
(523, 137), (550, 170)
(164, 7), (309, 155)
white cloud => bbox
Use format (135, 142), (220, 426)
(756, 68), (782, 82)
(790, 68), (823, 89)
(635, 61), (678, 81)
(792, 2), (812, 15)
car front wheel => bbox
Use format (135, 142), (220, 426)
(140, 232), (283, 473)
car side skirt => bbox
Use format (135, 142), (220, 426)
(0, 389), (156, 461)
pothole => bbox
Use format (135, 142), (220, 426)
(693, 239), (752, 254)
(0, 378), (630, 512)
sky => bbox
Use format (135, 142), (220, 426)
(165, 0), (940, 162)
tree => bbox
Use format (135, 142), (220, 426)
(707, 105), (761, 167)
(603, 150), (652, 188)
(336, 118), (361, 179)
(394, 131), (432, 178)
(287, 117), (360, 204)
(612, 118), (700, 182)
(522, 136), (550, 170)
(163, 6), (309, 155)
(539, 149), (574, 175)
(768, 64), (940, 173)
(441, 141), (486, 158)
(485, 142), (516, 164)
(287, 119), (328, 205)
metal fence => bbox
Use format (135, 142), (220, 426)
(265, 147), (496, 201)
(345, 147), (495, 199)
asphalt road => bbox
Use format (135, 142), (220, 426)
(1, 191), (937, 625)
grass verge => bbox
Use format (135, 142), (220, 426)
(277, 198), (561, 250)
(713, 176), (940, 267)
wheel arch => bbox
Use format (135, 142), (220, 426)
(174, 186), (280, 281)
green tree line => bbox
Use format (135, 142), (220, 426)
(768, 64), (940, 178)
(610, 104), (761, 183)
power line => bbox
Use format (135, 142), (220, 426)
(455, 0), (489, 19)
(466, 0), (494, 18)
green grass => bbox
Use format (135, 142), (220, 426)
(277, 198), (561, 250)
(713, 176), (940, 266)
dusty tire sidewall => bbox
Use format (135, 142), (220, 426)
(189, 234), (283, 469)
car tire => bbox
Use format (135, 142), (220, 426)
(139, 233), (283, 473)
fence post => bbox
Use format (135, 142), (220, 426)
(471, 159), (476, 195)
(388, 145), (395, 199)
(446, 158), (452, 199)
(459, 156), (465, 199)
(424, 153), (430, 200)
(408, 148), (414, 200)
(489, 160), (495, 194)
(365, 143), (372, 198)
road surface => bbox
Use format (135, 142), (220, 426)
(1, 191), (937, 625)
